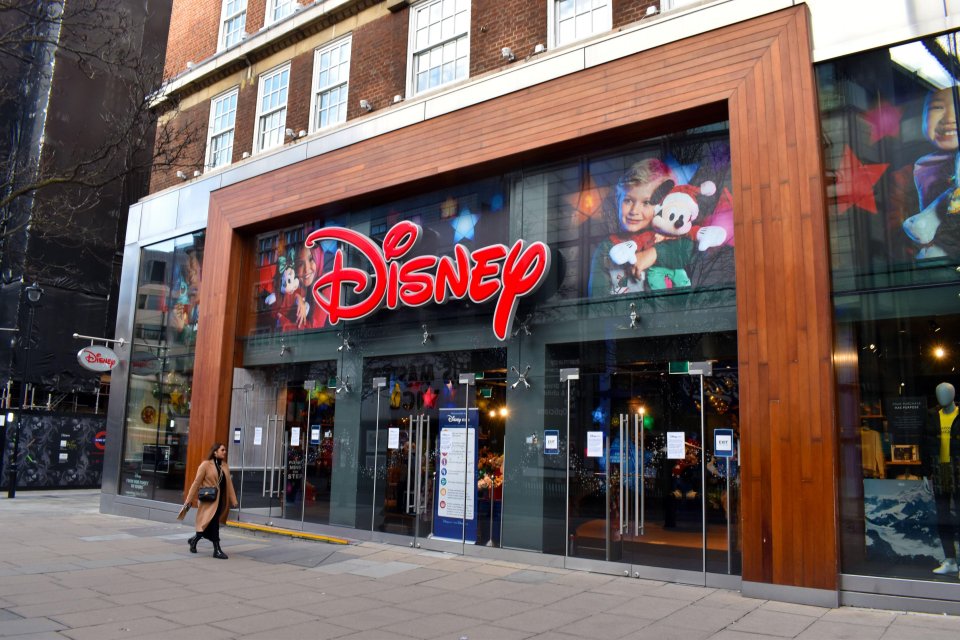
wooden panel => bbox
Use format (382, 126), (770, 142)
(192, 6), (838, 590)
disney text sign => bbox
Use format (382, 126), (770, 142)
(304, 221), (551, 340)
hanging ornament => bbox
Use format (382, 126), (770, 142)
(422, 386), (437, 408)
(390, 383), (402, 409)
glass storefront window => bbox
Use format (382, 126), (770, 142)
(119, 232), (204, 502)
(820, 31), (960, 581)
(232, 124), (738, 577)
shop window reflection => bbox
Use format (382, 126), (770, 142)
(119, 232), (204, 503)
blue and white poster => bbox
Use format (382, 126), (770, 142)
(433, 408), (479, 543)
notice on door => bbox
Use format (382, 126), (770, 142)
(667, 431), (685, 459)
(291, 427), (301, 447)
(310, 426), (321, 445)
(586, 431), (603, 458)
(254, 427), (263, 445)
(387, 427), (400, 449)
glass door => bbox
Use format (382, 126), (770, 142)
(231, 382), (284, 522)
(364, 350), (507, 551)
(559, 338), (740, 585)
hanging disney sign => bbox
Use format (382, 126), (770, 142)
(304, 221), (551, 341)
(77, 345), (119, 372)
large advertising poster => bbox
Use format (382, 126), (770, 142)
(820, 34), (960, 278)
(433, 408), (479, 543)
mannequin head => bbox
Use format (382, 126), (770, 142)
(936, 382), (956, 408)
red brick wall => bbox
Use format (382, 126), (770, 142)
(614, 0), (661, 29)
(287, 50), (314, 135)
(232, 80), (259, 162)
(150, 101), (210, 192)
(349, 9), (408, 116)
(164, 0), (222, 81)
(470, 0), (546, 76)
(247, 0), (267, 32)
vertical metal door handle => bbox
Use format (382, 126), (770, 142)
(634, 412), (640, 536)
(406, 415), (414, 513)
(620, 414), (630, 535)
(422, 415), (431, 516)
(262, 415), (271, 497)
(413, 415), (423, 516)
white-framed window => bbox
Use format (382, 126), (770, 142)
(408, 0), (470, 96)
(266, 0), (295, 26)
(548, 0), (611, 49)
(310, 36), (352, 132)
(253, 64), (290, 153)
(218, 0), (248, 51)
(205, 88), (239, 170)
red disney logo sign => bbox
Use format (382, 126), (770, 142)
(83, 350), (117, 367)
(304, 221), (551, 341)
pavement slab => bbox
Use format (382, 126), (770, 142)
(0, 490), (958, 640)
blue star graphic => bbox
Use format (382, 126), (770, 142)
(451, 208), (479, 242)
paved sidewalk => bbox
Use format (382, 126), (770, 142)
(1, 491), (958, 639)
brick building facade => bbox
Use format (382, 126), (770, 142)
(108, 0), (960, 616)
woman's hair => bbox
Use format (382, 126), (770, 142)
(207, 442), (226, 460)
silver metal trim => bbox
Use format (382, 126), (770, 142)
(742, 580), (839, 608)
(840, 573), (960, 601)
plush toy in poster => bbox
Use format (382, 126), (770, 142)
(903, 155), (960, 260)
(647, 180), (727, 290)
(275, 264), (302, 331)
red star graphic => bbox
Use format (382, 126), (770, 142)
(422, 386), (437, 409)
(863, 101), (903, 143)
(834, 146), (888, 214)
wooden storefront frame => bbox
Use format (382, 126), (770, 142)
(190, 6), (837, 590)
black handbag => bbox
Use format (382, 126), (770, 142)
(197, 464), (223, 502)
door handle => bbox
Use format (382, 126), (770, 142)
(636, 412), (643, 536)
(619, 413), (630, 535)
(413, 415), (423, 517)
(406, 415), (414, 514)
(422, 414), (431, 515)
(262, 415), (271, 497)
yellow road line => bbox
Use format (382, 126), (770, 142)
(226, 520), (350, 545)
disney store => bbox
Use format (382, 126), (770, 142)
(100, 8), (960, 613)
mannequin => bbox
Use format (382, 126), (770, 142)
(930, 382), (960, 576)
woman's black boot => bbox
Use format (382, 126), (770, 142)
(212, 543), (228, 560)
(188, 533), (200, 553)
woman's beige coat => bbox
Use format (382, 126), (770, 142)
(186, 459), (238, 532)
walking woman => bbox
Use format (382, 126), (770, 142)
(185, 442), (238, 559)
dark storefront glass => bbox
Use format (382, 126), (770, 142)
(820, 32), (960, 582)
(119, 232), (204, 502)
(233, 124), (738, 574)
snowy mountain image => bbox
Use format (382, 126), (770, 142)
(863, 479), (943, 563)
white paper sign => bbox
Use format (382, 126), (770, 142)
(310, 427), (321, 444)
(387, 427), (400, 449)
(254, 427), (263, 445)
(586, 431), (603, 458)
(291, 427), (301, 446)
(59, 453), (69, 462)
(544, 432), (559, 453)
(667, 431), (686, 459)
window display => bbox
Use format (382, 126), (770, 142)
(821, 31), (960, 582)
(119, 232), (204, 503)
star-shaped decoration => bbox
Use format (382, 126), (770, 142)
(834, 146), (888, 215)
(564, 177), (607, 224)
(863, 101), (902, 143)
(665, 155), (699, 185)
(422, 386), (437, 408)
(451, 208), (479, 241)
